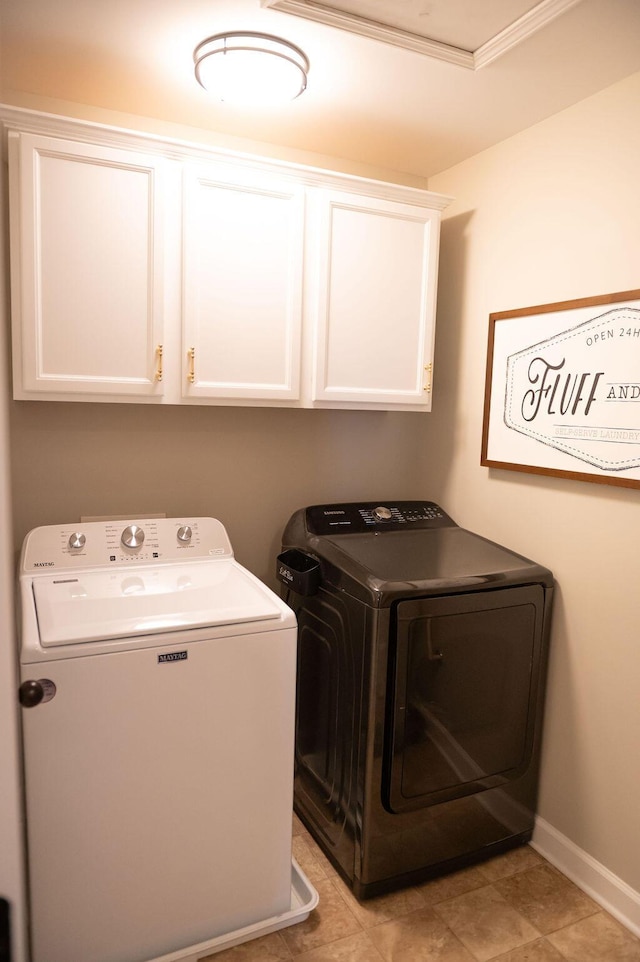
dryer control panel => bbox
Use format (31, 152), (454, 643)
(305, 501), (456, 535)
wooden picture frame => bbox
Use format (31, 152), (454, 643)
(481, 289), (640, 489)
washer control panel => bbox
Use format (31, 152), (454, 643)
(21, 517), (233, 572)
(305, 501), (455, 535)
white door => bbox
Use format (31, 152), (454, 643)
(182, 163), (304, 402)
(311, 189), (441, 410)
(10, 133), (165, 400)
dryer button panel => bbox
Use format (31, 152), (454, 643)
(306, 501), (455, 535)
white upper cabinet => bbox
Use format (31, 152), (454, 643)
(310, 190), (439, 410)
(182, 164), (304, 401)
(9, 132), (165, 400)
(5, 113), (451, 410)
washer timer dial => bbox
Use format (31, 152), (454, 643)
(121, 524), (145, 549)
(372, 506), (393, 521)
(177, 525), (193, 543)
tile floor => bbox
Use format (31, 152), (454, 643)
(202, 814), (640, 962)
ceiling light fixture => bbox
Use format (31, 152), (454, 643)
(193, 31), (309, 106)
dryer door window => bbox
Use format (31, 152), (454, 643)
(385, 585), (545, 813)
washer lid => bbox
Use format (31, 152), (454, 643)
(32, 560), (281, 646)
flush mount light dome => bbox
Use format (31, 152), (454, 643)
(194, 31), (309, 106)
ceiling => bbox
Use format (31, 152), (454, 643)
(2, 0), (640, 180)
(262, 0), (581, 65)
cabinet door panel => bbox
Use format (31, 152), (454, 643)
(182, 166), (304, 401)
(312, 191), (440, 409)
(11, 134), (164, 399)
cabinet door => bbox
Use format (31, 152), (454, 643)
(182, 164), (304, 402)
(9, 133), (165, 400)
(311, 190), (440, 410)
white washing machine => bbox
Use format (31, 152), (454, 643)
(18, 517), (298, 962)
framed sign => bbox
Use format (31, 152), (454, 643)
(481, 289), (640, 489)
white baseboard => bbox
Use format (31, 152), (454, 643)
(532, 817), (640, 938)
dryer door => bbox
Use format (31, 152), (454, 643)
(385, 584), (546, 813)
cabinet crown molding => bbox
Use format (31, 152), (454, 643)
(0, 104), (452, 211)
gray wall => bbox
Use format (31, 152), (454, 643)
(429, 71), (640, 897)
(10, 401), (434, 586)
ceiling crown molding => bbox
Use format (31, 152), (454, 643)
(261, 0), (584, 69)
(474, 0), (584, 67)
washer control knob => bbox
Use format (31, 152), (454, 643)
(121, 524), (145, 549)
(372, 505), (393, 521)
(177, 525), (193, 544)
(68, 532), (86, 550)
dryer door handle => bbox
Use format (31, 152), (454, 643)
(426, 621), (444, 662)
